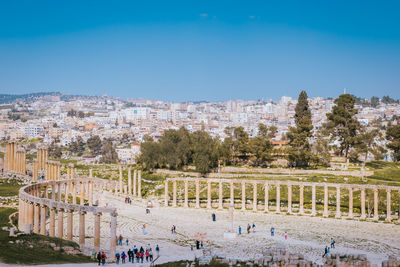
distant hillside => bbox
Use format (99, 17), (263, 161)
(0, 92), (61, 104)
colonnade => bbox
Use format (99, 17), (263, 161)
(37, 147), (48, 170)
(118, 166), (142, 198)
(66, 164), (75, 179)
(45, 161), (61, 181)
(4, 141), (26, 174)
(165, 178), (400, 223)
(18, 177), (118, 255)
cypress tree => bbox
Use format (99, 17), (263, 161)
(287, 90), (314, 167)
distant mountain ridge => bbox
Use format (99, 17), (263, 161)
(0, 92), (111, 104)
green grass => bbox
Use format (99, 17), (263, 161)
(367, 161), (400, 183)
(0, 207), (94, 265)
(0, 178), (24, 196)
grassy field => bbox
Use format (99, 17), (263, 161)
(0, 207), (94, 265)
(367, 161), (400, 183)
(0, 177), (24, 196)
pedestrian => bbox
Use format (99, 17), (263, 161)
(191, 244), (194, 251)
(196, 240), (200, 249)
(127, 249), (133, 263)
(121, 251), (127, 263)
(135, 251), (140, 263)
(331, 238), (335, 249)
(156, 244), (160, 256)
(145, 249), (149, 262)
(284, 232), (288, 240)
(149, 249), (153, 261)
(238, 225), (242, 235)
(247, 224), (251, 234)
(142, 224), (147, 235)
(270, 227), (275, 237)
(97, 251), (101, 266)
(140, 251), (144, 263)
(119, 234), (123, 245)
(146, 244), (151, 251)
(115, 252), (120, 264)
(200, 241), (204, 249)
(171, 226), (174, 234)
(252, 223), (256, 232)
(126, 238), (129, 246)
(101, 252), (107, 266)
(323, 246), (328, 258)
(212, 213), (216, 221)
(173, 225), (176, 233)
(140, 246), (144, 253)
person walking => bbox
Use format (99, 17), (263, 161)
(118, 234), (123, 245)
(127, 248), (133, 263)
(145, 249), (150, 262)
(121, 251), (127, 264)
(101, 252), (107, 266)
(126, 238), (129, 246)
(322, 246), (328, 258)
(270, 227), (275, 237)
(156, 244), (160, 256)
(135, 251), (140, 263)
(284, 232), (288, 240)
(238, 225), (242, 235)
(252, 223), (256, 232)
(247, 224), (251, 234)
(115, 252), (120, 264)
(142, 224), (147, 235)
(331, 238), (335, 249)
(97, 251), (101, 266)
(149, 249), (154, 261)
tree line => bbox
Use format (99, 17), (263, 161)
(139, 91), (400, 174)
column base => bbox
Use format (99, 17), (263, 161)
(335, 213), (341, 219)
(360, 215), (366, 220)
(385, 217), (391, 223)
(373, 216), (379, 221)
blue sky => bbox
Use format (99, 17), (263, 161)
(0, 0), (399, 101)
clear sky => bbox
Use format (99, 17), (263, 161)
(0, 0), (399, 101)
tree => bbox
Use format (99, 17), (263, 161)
(325, 94), (361, 159)
(100, 139), (119, 164)
(248, 124), (276, 167)
(78, 111), (85, 118)
(287, 91), (314, 167)
(48, 142), (62, 159)
(159, 127), (191, 169)
(354, 128), (385, 176)
(138, 141), (161, 169)
(69, 136), (85, 156)
(87, 135), (102, 156)
(386, 124), (400, 161)
(191, 131), (219, 174)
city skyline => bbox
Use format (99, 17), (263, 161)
(1, 1), (400, 101)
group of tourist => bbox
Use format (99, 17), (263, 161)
(322, 238), (336, 258)
(111, 244), (160, 265)
(124, 197), (132, 204)
(238, 223), (256, 234)
(96, 251), (107, 266)
(170, 225), (177, 234)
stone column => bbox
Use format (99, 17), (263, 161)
(276, 183), (280, 213)
(72, 182), (77, 204)
(34, 203), (40, 234)
(195, 179), (200, 208)
(89, 182), (93, 206)
(207, 181), (212, 209)
(64, 182), (69, 203)
(128, 167), (132, 195)
(335, 186), (341, 218)
(50, 208), (56, 237)
(40, 205), (47, 235)
(299, 185), (304, 215)
(57, 183), (62, 202)
(80, 182), (85, 205)
(119, 165), (123, 193)
(79, 211), (86, 248)
(110, 213), (117, 256)
(28, 202), (34, 227)
(241, 181), (246, 210)
(229, 181), (235, 205)
(57, 209), (64, 238)
(18, 200), (24, 231)
(89, 168), (92, 178)
(287, 184), (292, 214)
(67, 210), (73, 240)
(323, 184), (329, 217)
(360, 188), (366, 220)
(386, 189), (391, 222)
(348, 187), (353, 218)
(138, 170), (142, 199)
(184, 179), (189, 208)
(133, 170), (137, 197)
(373, 188), (379, 221)
(164, 180), (169, 206)
(94, 212), (101, 252)
(218, 181), (223, 209)
(253, 182), (258, 211)
(172, 180), (177, 207)
(264, 183), (269, 212)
